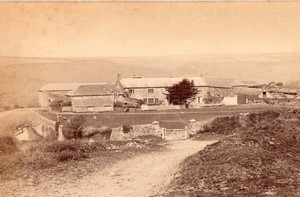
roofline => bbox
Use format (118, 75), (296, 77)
(39, 89), (73, 92)
(67, 93), (115, 97)
(122, 85), (233, 89)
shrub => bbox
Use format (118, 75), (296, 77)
(63, 115), (86, 139)
(81, 126), (112, 138)
(122, 125), (132, 133)
(201, 116), (241, 135)
(28, 140), (106, 165)
(34, 140), (106, 153)
(69, 115), (86, 130)
(0, 136), (19, 154)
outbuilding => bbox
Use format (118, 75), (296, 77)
(67, 83), (123, 113)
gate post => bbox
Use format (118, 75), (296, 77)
(184, 126), (189, 139)
(161, 128), (166, 139)
(57, 125), (66, 141)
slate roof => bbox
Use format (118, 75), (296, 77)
(204, 78), (237, 88)
(120, 77), (206, 88)
(119, 77), (256, 89)
(39, 82), (108, 92)
(232, 87), (263, 96)
(67, 83), (122, 97)
(209, 88), (233, 97)
(39, 83), (82, 91)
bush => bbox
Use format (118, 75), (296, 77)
(35, 140), (105, 153)
(201, 116), (241, 135)
(122, 125), (132, 133)
(0, 136), (19, 154)
(81, 126), (112, 138)
(63, 115), (86, 139)
(28, 140), (106, 165)
(69, 115), (86, 130)
(55, 150), (88, 162)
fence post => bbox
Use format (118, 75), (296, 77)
(161, 127), (166, 139)
(184, 126), (189, 139)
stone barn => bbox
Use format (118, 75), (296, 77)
(67, 83), (123, 113)
(39, 83), (80, 108)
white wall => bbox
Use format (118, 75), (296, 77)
(222, 95), (238, 105)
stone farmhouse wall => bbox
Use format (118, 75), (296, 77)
(110, 123), (162, 140)
(126, 87), (169, 106)
(127, 86), (212, 107)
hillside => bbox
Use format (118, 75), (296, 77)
(162, 110), (300, 196)
(0, 53), (300, 107)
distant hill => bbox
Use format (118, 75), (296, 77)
(0, 54), (299, 108)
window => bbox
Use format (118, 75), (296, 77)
(143, 98), (147, 104)
(128, 89), (134, 94)
(148, 98), (154, 104)
(148, 89), (154, 94)
(198, 97), (203, 103)
(263, 91), (267, 98)
(155, 98), (159, 104)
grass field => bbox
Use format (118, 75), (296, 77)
(40, 105), (288, 129)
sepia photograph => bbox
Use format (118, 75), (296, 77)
(0, 1), (300, 196)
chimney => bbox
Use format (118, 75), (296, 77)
(117, 74), (121, 81)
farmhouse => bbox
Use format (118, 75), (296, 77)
(116, 75), (259, 107)
(116, 75), (209, 107)
(39, 75), (266, 112)
(67, 83), (123, 113)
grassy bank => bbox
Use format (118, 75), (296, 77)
(161, 109), (300, 196)
(0, 136), (166, 182)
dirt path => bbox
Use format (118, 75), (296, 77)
(6, 140), (216, 197)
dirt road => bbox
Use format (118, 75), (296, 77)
(6, 140), (216, 197)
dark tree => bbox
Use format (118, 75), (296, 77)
(166, 79), (198, 105)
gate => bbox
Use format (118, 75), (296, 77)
(161, 127), (189, 140)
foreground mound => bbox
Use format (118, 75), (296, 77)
(162, 110), (300, 196)
(0, 109), (55, 136)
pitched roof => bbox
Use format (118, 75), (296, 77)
(67, 83), (122, 96)
(39, 83), (82, 91)
(209, 88), (233, 97)
(204, 78), (237, 88)
(72, 97), (113, 107)
(232, 87), (262, 96)
(39, 82), (114, 92)
(120, 77), (206, 88)
(120, 77), (261, 89)
(235, 81), (258, 87)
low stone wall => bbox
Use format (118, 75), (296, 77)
(110, 124), (162, 141)
(141, 105), (182, 111)
(162, 128), (188, 140)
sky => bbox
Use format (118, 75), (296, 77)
(1, 2), (300, 57)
